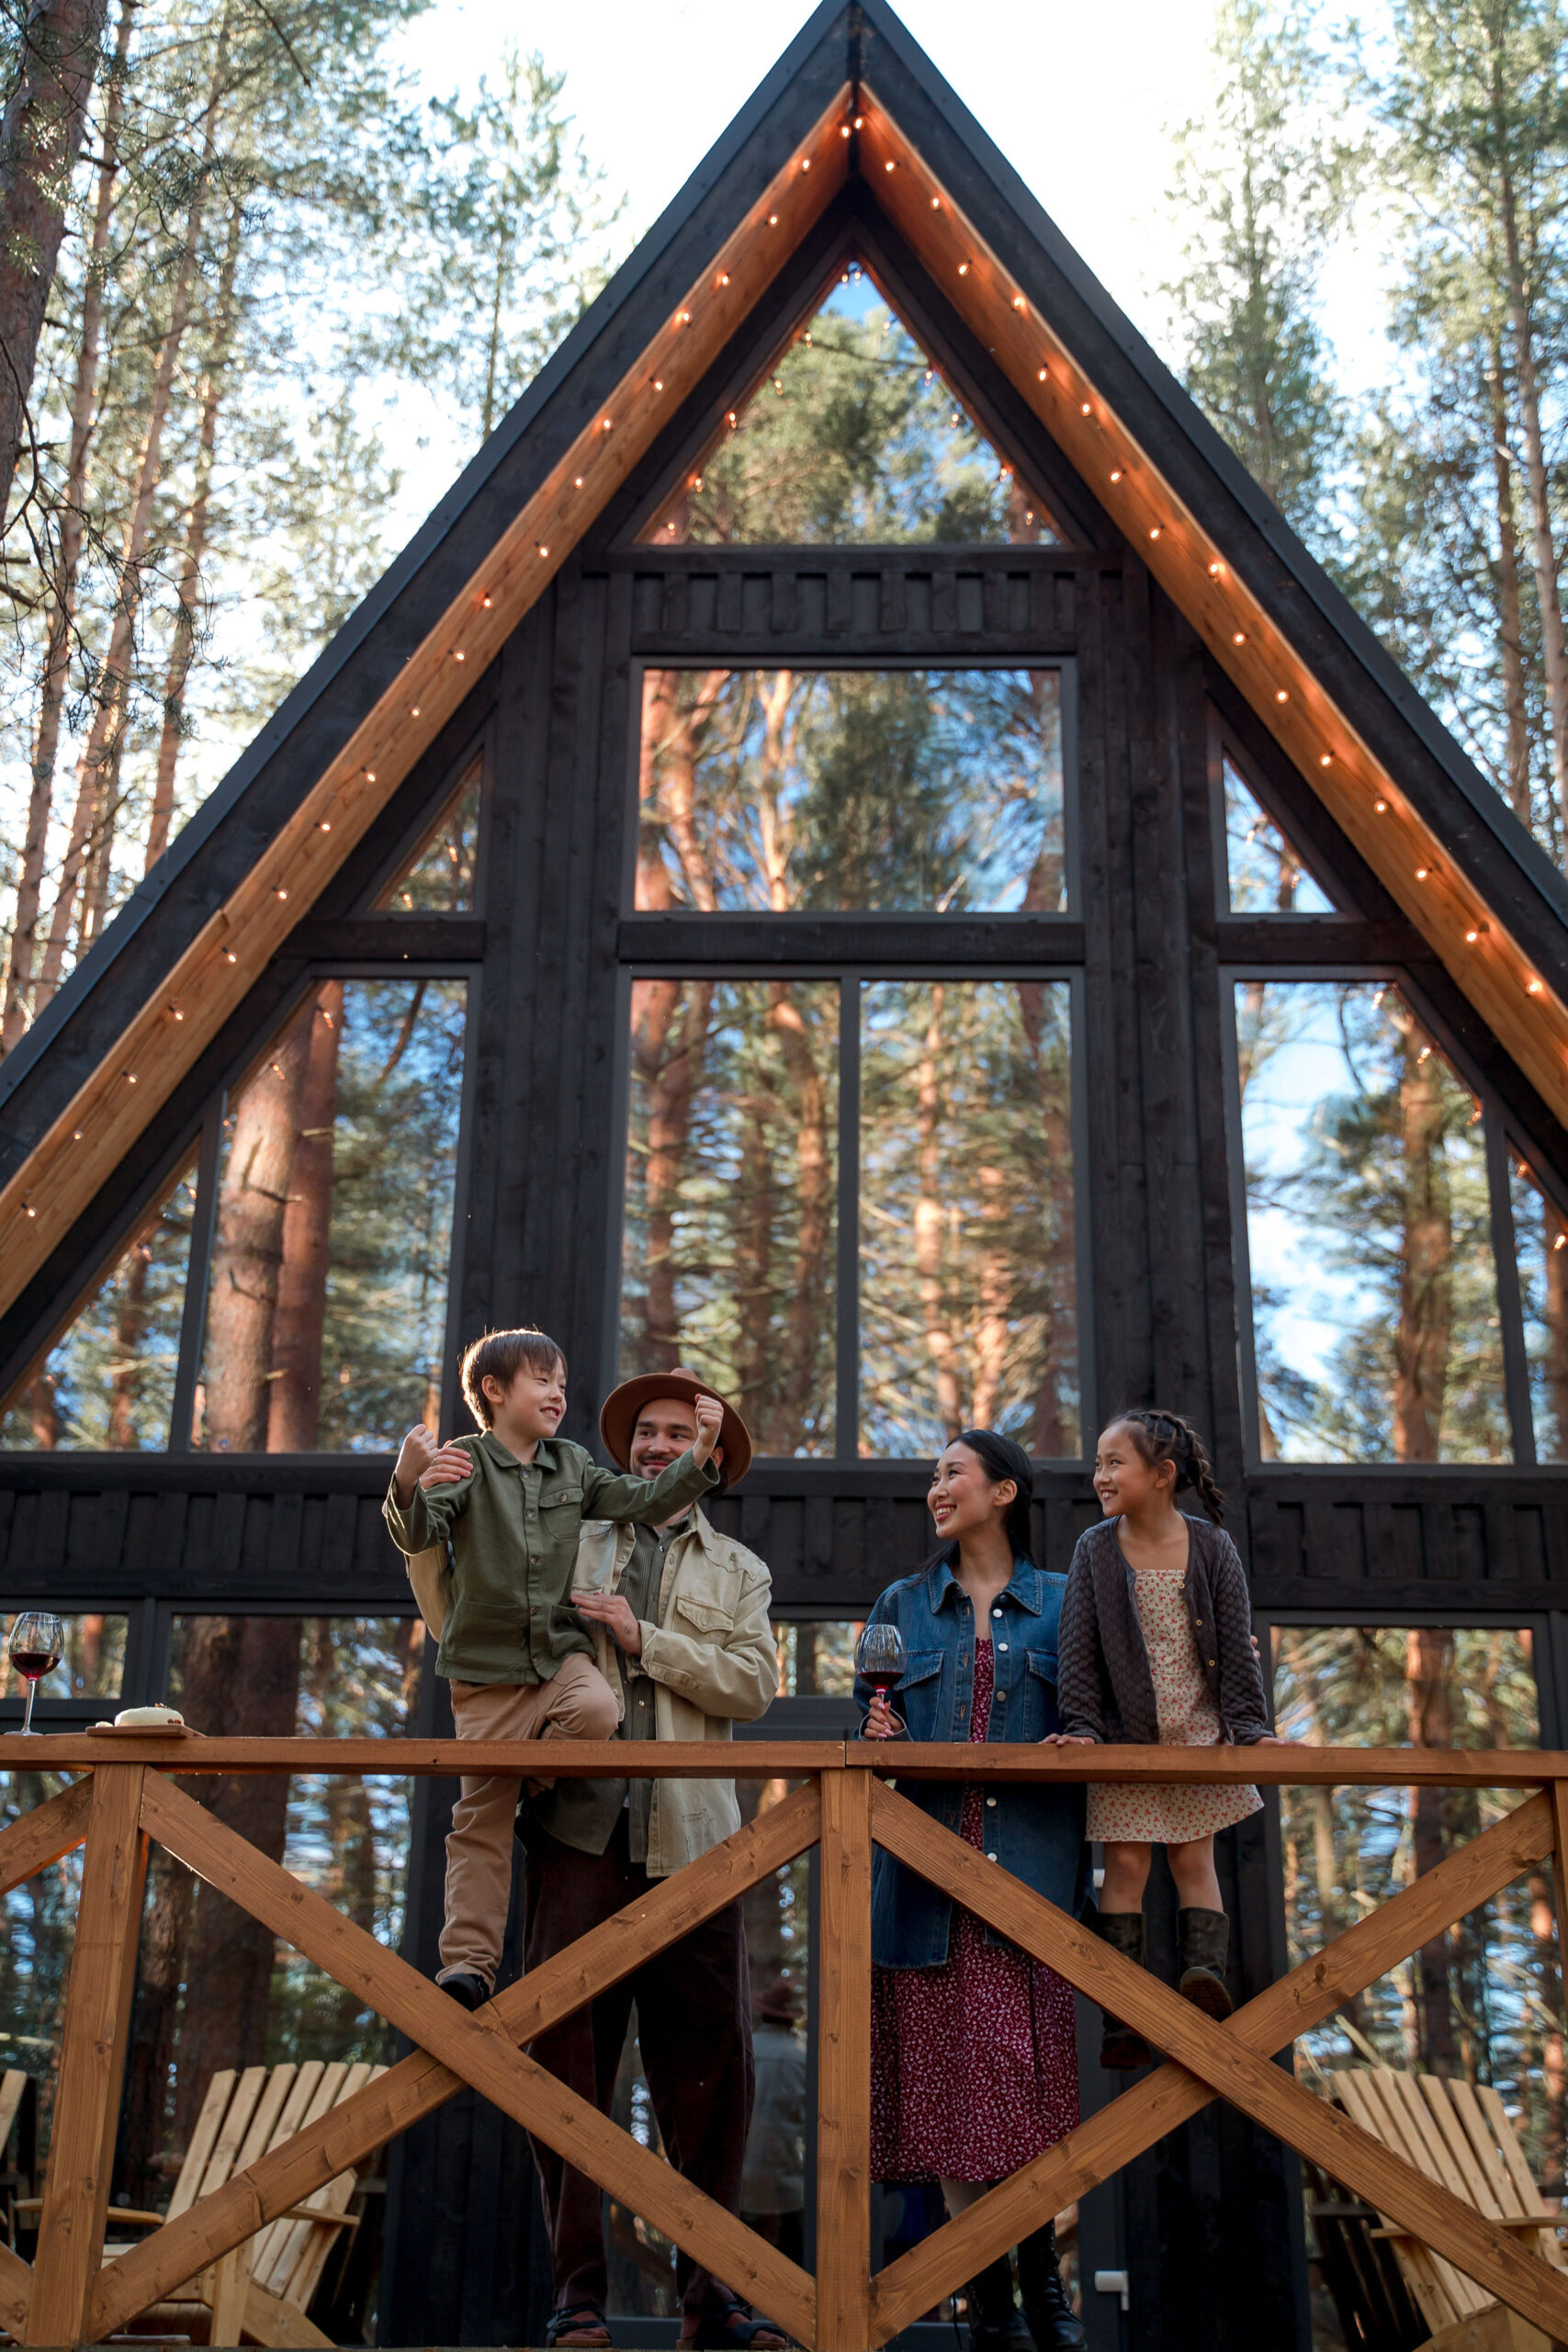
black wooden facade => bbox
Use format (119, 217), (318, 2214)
(6, 6), (1568, 2347)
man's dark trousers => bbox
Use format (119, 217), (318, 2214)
(522, 1815), (754, 2318)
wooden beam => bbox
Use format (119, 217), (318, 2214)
(855, 100), (1568, 1135)
(0, 2244), (30, 2338)
(93, 1776), (821, 2342)
(863, 1787), (1554, 2339)
(815, 1766), (873, 2352)
(868, 1785), (1568, 2346)
(5, 1733), (1568, 1783)
(24, 1765), (148, 2346)
(0, 1770), (90, 1897)
(0, 91), (852, 1319)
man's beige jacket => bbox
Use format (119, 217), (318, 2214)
(401, 1506), (777, 1873)
(571, 1507), (778, 1876)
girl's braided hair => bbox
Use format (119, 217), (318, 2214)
(1110, 1408), (1225, 1523)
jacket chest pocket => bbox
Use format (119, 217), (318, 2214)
(674, 1594), (735, 1640)
(1019, 1649), (1062, 1741)
(894, 1648), (944, 1740)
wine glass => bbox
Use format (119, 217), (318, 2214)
(9, 1612), (64, 1736)
(856, 1622), (907, 1701)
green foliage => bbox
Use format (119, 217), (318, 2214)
(1160, 0), (1355, 545)
(662, 279), (1055, 546)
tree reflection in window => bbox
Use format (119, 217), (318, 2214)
(121, 1614), (422, 2208)
(193, 978), (468, 1452)
(1223, 756), (1334, 911)
(1510, 1158), (1568, 1462)
(1270, 1624), (1560, 2183)
(647, 266), (1059, 547)
(0, 1612), (126, 1703)
(620, 978), (839, 1454)
(1235, 980), (1507, 1461)
(860, 979), (1077, 1457)
(637, 668), (1066, 915)
(377, 757), (481, 912)
(0, 1162), (197, 1449)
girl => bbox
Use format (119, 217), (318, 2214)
(859, 1430), (1089, 2352)
(1050, 1409), (1284, 2069)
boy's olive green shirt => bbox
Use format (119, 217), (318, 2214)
(382, 1430), (719, 1686)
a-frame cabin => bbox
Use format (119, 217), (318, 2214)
(6, 3), (1568, 2345)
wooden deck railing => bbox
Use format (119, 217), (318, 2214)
(2, 1736), (1567, 2348)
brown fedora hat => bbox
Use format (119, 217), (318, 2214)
(600, 1366), (752, 1487)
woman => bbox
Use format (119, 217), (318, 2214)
(858, 1430), (1089, 2352)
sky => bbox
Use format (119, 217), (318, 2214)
(377, 0), (1393, 539)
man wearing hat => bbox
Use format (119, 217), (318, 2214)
(520, 1369), (785, 2352)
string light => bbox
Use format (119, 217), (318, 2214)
(1374, 797), (1389, 812)
(225, 951), (237, 963)
(573, 476), (584, 489)
(1080, 401), (1092, 415)
(454, 649), (467, 661)
(768, 213), (778, 226)
(1275, 688), (1288, 704)
(276, 886), (288, 900)
(320, 820), (332, 831)
(536, 545), (548, 558)
(885, 159), (896, 172)
(72, 1129), (82, 1141)
(931, 196), (941, 209)
(1148, 525), (1162, 539)
(602, 417), (614, 431)
(1233, 630), (1246, 645)
(800, 157), (810, 171)
(840, 124), (851, 140)
(1109, 468), (1122, 482)
(1465, 925), (1488, 943)
(716, 273), (729, 288)
(1037, 367), (1047, 381)
(653, 378), (664, 391)
(1416, 865), (1430, 879)
(24, 1197), (34, 1218)
(854, 114), (864, 128)
(481, 594), (492, 608)
(1012, 295), (1027, 311)
(678, 312), (691, 326)
(958, 260), (970, 275)
(411, 705), (421, 718)
(1319, 753), (1332, 767)
(366, 770), (376, 783)
(1208, 560), (1224, 577)
(1529, 979), (1545, 995)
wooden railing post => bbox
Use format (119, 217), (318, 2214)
(26, 1762), (148, 2346)
(816, 1759), (873, 2352)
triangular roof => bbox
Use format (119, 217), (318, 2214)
(6, 0), (1568, 1328)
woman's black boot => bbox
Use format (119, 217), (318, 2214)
(1095, 1910), (1152, 2067)
(1177, 1905), (1234, 2019)
(964, 2255), (1032, 2352)
(1017, 2223), (1087, 2352)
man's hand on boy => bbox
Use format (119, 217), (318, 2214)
(571, 1590), (642, 1657)
(690, 1392), (724, 1466)
(420, 1442), (474, 1488)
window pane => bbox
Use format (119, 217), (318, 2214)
(120, 1616), (421, 2216)
(0, 1161), (197, 1449)
(1509, 1158), (1568, 1462)
(637, 669), (1066, 915)
(194, 978), (468, 1453)
(619, 979), (838, 1454)
(1235, 980), (1507, 1462)
(774, 1622), (865, 1696)
(1, 1613), (126, 1705)
(1224, 757), (1334, 911)
(1, 1767), (85, 2163)
(647, 266), (1059, 546)
(378, 758), (481, 911)
(860, 979), (1078, 1456)
(1271, 1626), (1560, 2182)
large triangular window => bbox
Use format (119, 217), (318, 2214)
(0, 1160), (197, 1449)
(646, 265), (1061, 547)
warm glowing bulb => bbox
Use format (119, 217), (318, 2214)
(854, 114), (863, 127)
(1080, 401), (1091, 415)
(1233, 631), (1246, 645)
(716, 273), (729, 287)
(602, 417), (614, 430)
(1148, 525), (1161, 539)
(1208, 561), (1224, 577)
(1275, 689), (1288, 704)
(1529, 978), (1544, 994)
(411, 705), (421, 717)
(366, 770), (376, 782)
(678, 311), (690, 325)
(1465, 927), (1482, 942)
(1319, 753), (1332, 767)
(653, 378), (663, 390)
(801, 157), (810, 170)
(1109, 468), (1122, 482)
(170, 1005), (183, 1020)
(840, 123), (851, 138)
(276, 887), (288, 900)
(885, 159), (895, 172)
(454, 648), (467, 660)
(320, 820), (332, 831)
(226, 951), (237, 963)
(768, 213), (778, 225)
(931, 196), (941, 209)
(536, 545), (547, 560)
(1037, 367), (1047, 380)
(1416, 865), (1430, 879)
(574, 476), (584, 488)
(1013, 294), (1026, 311)
(1374, 797), (1388, 812)
(958, 260), (970, 274)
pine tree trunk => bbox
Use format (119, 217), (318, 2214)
(202, 1002), (310, 1449)
(34, 9), (227, 1003)
(1405, 1628), (1457, 2072)
(914, 985), (962, 1439)
(146, 190), (243, 869)
(1495, 135), (1568, 839)
(769, 984), (829, 1447)
(1393, 1024), (1452, 1461)
(0, 0), (134, 1054)
(0, 0), (112, 524)
(1486, 339), (1533, 830)
(266, 981), (341, 1451)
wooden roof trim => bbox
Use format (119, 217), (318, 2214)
(857, 94), (1568, 1131)
(0, 90), (852, 1318)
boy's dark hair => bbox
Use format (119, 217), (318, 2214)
(1110, 1408), (1224, 1522)
(460, 1328), (566, 1428)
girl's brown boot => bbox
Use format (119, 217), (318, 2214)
(1177, 1905), (1234, 2018)
(1094, 1911), (1152, 2067)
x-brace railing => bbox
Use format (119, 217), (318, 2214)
(0, 1736), (1565, 2349)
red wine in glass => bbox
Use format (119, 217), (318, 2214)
(856, 1623), (907, 1720)
(9, 1611), (63, 1736)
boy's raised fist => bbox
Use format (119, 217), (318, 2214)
(393, 1421), (438, 1505)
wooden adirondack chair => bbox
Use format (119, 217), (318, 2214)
(1329, 2066), (1568, 2352)
(18, 2058), (385, 2345)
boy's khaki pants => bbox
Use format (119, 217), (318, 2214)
(439, 1657), (619, 1988)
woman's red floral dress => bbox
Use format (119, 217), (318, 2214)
(870, 1640), (1081, 2183)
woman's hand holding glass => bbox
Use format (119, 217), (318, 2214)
(857, 1623), (907, 1740)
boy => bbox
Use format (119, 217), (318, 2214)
(384, 1326), (722, 2008)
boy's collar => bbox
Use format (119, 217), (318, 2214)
(477, 1429), (558, 1471)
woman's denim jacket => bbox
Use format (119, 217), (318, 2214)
(854, 1555), (1089, 1969)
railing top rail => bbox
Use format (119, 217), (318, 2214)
(0, 1734), (1564, 1784)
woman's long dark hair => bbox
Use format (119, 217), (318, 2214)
(934, 1428), (1035, 1563)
